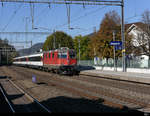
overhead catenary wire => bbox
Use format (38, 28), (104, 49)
(0, 0), (122, 6)
(1, 4), (23, 32)
(54, 5), (108, 30)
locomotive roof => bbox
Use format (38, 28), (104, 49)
(43, 47), (74, 53)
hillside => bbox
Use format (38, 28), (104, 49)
(18, 43), (44, 56)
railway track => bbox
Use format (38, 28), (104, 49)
(0, 83), (15, 113)
(1, 65), (150, 113)
(2, 66), (146, 112)
(0, 76), (51, 113)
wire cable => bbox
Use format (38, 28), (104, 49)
(2, 4), (23, 32)
(54, 5), (108, 29)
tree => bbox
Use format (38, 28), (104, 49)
(73, 35), (91, 60)
(43, 31), (74, 51)
(132, 10), (150, 67)
(89, 11), (121, 60)
(88, 10), (132, 63)
(0, 38), (17, 64)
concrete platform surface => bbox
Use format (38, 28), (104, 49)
(80, 69), (150, 84)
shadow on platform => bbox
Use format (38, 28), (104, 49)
(0, 76), (8, 79)
(78, 65), (95, 71)
(0, 86), (144, 113)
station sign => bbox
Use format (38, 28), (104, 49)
(110, 41), (122, 46)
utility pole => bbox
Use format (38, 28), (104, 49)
(25, 17), (29, 48)
(121, 0), (126, 72)
(94, 26), (96, 33)
(78, 39), (80, 65)
(53, 29), (56, 49)
(0, 51), (1, 65)
(31, 40), (32, 47)
(6, 48), (8, 65)
(113, 31), (116, 71)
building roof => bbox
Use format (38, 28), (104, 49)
(125, 22), (146, 32)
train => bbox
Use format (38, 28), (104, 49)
(13, 47), (80, 75)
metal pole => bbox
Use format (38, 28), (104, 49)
(31, 40), (32, 47)
(53, 30), (56, 49)
(25, 17), (29, 48)
(113, 31), (116, 71)
(7, 50), (8, 65)
(78, 39), (80, 65)
(0, 51), (1, 65)
(121, 0), (126, 72)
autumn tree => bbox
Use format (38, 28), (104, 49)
(73, 35), (91, 60)
(89, 11), (121, 60)
(43, 31), (74, 51)
(89, 10), (132, 62)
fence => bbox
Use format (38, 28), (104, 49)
(78, 58), (150, 69)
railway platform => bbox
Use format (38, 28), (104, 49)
(80, 69), (150, 84)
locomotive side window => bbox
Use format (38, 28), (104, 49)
(44, 53), (46, 58)
(47, 53), (49, 58)
(58, 54), (61, 58)
(52, 52), (54, 58)
(45, 53), (48, 58)
(49, 53), (51, 58)
(69, 50), (76, 59)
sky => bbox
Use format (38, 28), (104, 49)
(0, 0), (150, 49)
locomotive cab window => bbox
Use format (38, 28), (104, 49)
(61, 54), (67, 59)
(58, 53), (67, 59)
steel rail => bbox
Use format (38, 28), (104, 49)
(8, 79), (51, 113)
(0, 85), (15, 113)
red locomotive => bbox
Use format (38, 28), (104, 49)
(13, 47), (80, 75)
